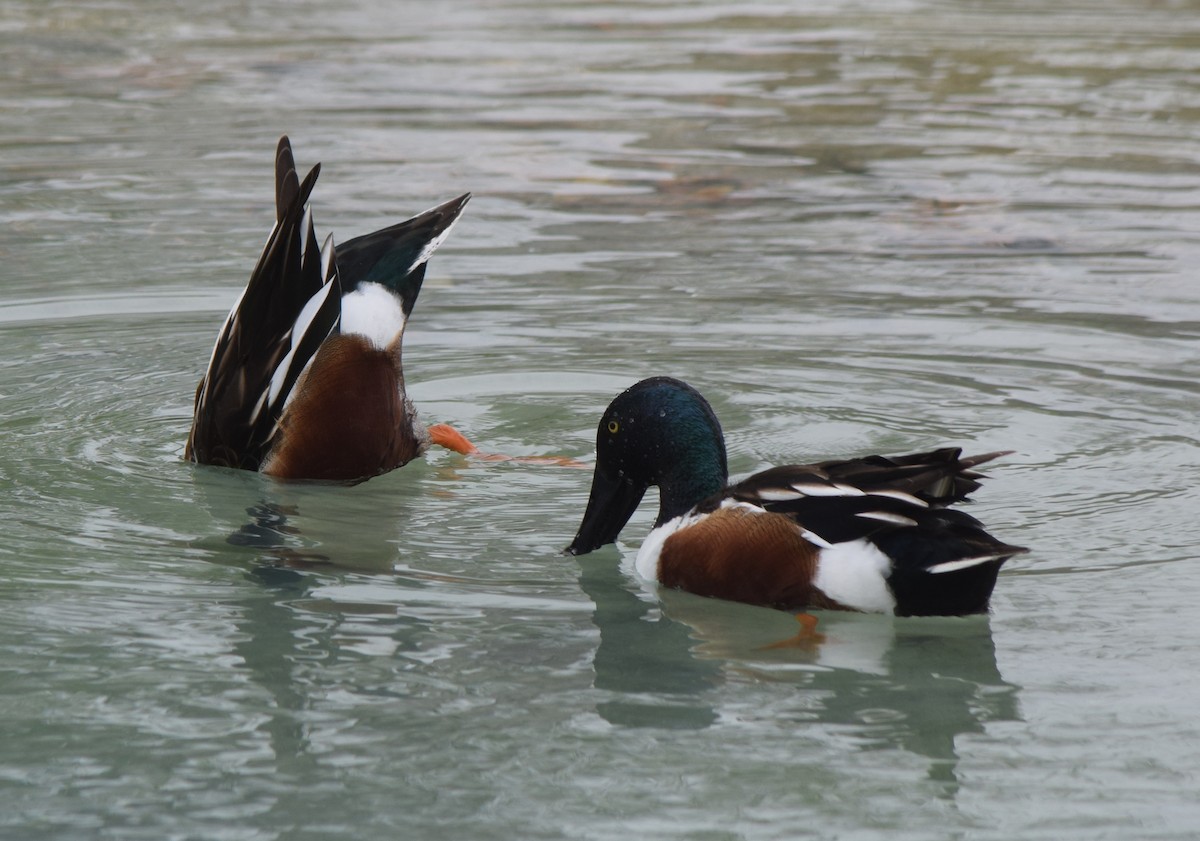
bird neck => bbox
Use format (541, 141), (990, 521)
(654, 440), (727, 526)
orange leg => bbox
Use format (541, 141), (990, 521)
(759, 612), (827, 651)
(427, 423), (588, 468)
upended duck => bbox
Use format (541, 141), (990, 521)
(186, 136), (473, 482)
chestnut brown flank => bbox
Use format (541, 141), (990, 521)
(261, 334), (422, 481)
(657, 506), (847, 611)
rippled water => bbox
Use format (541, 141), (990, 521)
(4, 1), (1200, 838)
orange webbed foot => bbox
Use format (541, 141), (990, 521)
(428, 423), (479, 455)
(427, 423), (589, 468)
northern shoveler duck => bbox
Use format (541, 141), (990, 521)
(185, 136), (473, 482)
(566, 377), (1027, 617)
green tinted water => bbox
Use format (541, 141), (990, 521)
(3, 1), (1200, 838)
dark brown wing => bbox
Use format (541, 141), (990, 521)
(185, 136), (341, 470)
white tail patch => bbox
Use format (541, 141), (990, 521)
(926, 555), (1007, 574)
(340, 282), (407, 350)
(813, 539), (897, 614)
(855, 510), (919, 527)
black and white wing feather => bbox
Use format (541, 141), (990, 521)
(727, 448), (1015, 546)
(185, 136), (341, 470)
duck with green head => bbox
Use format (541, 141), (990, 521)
(566, 377), (1026, 617)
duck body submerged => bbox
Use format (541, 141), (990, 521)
(185, 136), (470, 482)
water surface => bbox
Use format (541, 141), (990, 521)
(3, 1), (1200, 838)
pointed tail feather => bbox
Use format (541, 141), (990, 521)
(336, 192), (471, 315)
(873, 509), (1026, 616)
(815, 447), (1015, 507)
(187, 138), (339, 469)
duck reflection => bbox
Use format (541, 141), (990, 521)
(227, 501), (330, 567)
(187, 472), (434, 774)
(222, 538), (441, 782)
(574, 551), (721, 729)
(580, 558), (1020, 795)
(670, 588), (1019, 795)
(191, 455), (475, 572)
(230, 563), (321, 773)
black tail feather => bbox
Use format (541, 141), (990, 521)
(874, 509), (1027, 616)
(336, 192), (470, 315)
(809, 447), (1011, 507)
(186, 136), (339, 469)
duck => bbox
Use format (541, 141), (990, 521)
(566, 377), (1026, 617)
(185, 136), (474, 482)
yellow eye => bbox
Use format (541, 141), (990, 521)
(607, 420), (620, 434)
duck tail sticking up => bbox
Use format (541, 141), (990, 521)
(186, 136), (340, 470)
(185, 136), (470, 482)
